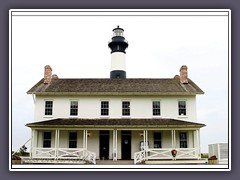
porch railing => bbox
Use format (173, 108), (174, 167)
(134, 150), (145, 164)
(147, 148), (199, 160)
(57, 148), (85, 159)
(84, 150), (96, 164)
(32, 148), (96, 164)
(134, 148), (200, 164)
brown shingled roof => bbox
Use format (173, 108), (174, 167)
(27, 78), (204, 95)
(26, 118), (206, 128)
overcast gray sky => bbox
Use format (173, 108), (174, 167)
(11, 10), (229, 153)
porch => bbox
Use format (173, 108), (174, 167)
(26, 118), (205, 164)
(28, 129), (202, 164)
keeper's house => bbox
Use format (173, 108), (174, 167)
(25, 26), (205, 164)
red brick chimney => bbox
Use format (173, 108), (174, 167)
(43, 65), (52, 84)
(180, 65), (188, 84)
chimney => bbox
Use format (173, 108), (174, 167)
(44, 65), (52, 84)
(52, 74), (59, 80)
(180, 65), (188, 84)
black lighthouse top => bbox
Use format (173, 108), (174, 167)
(108, 26), (128, 53)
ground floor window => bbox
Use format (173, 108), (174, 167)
(43, 132), (51, 148)
(180, 132), (188, 148)
(153, 132), (162, 148)
(69, 132), (77, 148)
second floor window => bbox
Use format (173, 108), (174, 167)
(45, 101), (53, 116)
(152, 101), (161, 116)
(178, 100), (186, 116)
(70, 101), (78, 116)
(101, 101), (109, 116)
(122, 101), (130, 116)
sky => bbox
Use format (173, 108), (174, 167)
(10, 10), (230, 153)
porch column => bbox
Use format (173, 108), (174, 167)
(83, 129), (88, 150)
(197, 129), (201, 159)
(83, 130), (86, 149)
(33, 129), (38, 159)
(171, 130), (176, 148)
(85, 130), (88, 150)
(83, 130), (86, 158)
(54, 129), (59, 159)
(30, 129), (34, 159)
(143, 130), (146, 151)
(145, 130), (148, 160)
(58, 130), (60, 147)
(116, 130), (118, 160)
(113, 129), (118, 161)
(113, 130), (115, 160)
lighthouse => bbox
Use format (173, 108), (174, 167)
(108, 26), (129, 79)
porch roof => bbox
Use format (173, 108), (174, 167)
(26, 118), (206, 128)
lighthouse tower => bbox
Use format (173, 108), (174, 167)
(108, 26), (128, 79)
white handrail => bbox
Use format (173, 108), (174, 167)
(134, 150), (145, 164)
(84, 150), (96, 164)
(147, 148), (200, 160)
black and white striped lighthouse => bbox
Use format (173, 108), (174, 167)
(108, 26), (128, 79)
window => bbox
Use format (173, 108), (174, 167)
(152, 101), (161, 116)
(69, 132), (77, 148)
(45, 101), (53, 116)
(70, 101), (78, 116)
(101, 101), (109, 116)
(43, 132), (51, 148)
(154, 132), (162, 148)
(122, 101), (130, 116)
(178, 100), (186, 116)
(180, 132), (188, 148)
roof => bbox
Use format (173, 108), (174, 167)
(27, 78), (204, 95)
(26, 118), (206, 128)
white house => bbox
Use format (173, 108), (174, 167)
(25, 26), (205, 164)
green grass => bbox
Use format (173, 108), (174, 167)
(201, 153), (209, 158)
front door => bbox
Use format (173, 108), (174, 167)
(121, 130), (131, 160)
(99, 130), (109, 160)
